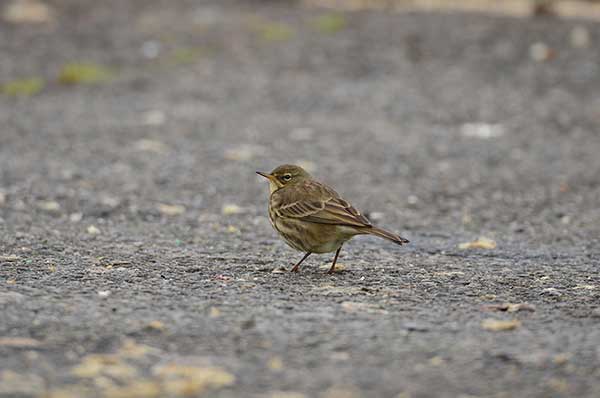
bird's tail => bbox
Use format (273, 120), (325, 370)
(367, 227), (409, 245)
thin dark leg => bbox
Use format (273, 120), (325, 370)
(290, 252), (311, 273)
(327, 247), (342, 274)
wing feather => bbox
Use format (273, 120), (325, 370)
(272, 181), (371, 228)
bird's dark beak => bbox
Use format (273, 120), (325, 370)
(256, 171), (275, 181)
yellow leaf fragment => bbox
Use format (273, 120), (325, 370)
(318, 263), (346, 272)
(226, 225), (239, 234)
(157, 364), (235, 396)
(106, 381), (161, 398)
(0, 337), (41, 347)
(71, 355), (137, 379)
(118, 339), (155, 359)
(38, 200), (60, 212)
(553, 353), (571, 365)
(458, 237), (496, 250)
(157, 203), (186, 216)
(481, 318), (521, 331)
(0, 255), (21, 262)
(222, 204), (243, 215)
(429, 356), (444, 366)
(268, 357), (283, 371)
(146, 320), (165, 331)
(2, 77), (45, 96)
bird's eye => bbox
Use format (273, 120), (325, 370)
(282, 174), (292, 181)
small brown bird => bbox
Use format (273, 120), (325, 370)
(257, 164), (409, 274)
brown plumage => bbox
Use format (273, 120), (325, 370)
(257, 164), (409, 274)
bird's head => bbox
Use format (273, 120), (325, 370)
(256, 164), (311, 193)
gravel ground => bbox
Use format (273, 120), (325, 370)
(1, 1), (600, 397)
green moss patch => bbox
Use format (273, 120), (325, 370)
(58, 63), (113, 85)
(2, 77), (45, 97)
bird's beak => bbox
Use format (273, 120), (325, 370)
(256, 171), (275, 181)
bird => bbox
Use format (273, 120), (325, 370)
(257, 164), (409, 274)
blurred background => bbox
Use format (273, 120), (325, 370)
(2, 1), (600, 397)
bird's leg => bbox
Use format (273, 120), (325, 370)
(290, 252), (311, 273)
(327, 247), (342, 274)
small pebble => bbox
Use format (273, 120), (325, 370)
(541, 287), (562, 297)
(570, 26), (590, 48)
(141, 40), (161, 59)
(0, 255), (20, 262)
(403, 322), (430, 332)
(267, 356), (284, 371)
(552, 353), (571, 365)
(318, 263), (346, 272)
(146, 320), (165, 331)
(157, 203), (186, 216)
(407, 195), (419, 205)
(97, 290), (111, 298)
(134, 139), (169, 153)
(141, 110), (166, 126)
(100, 195), (120, 208)
(222, 204), (243, 215)
(0, 337), (41, 347)
(226, 225), (239, 233)
(573, 284), (595, 290)
(461, 123), (504, 139)
(37, 200), (60, 212)
(3, 0), (54, 24)
(87, 225), (100, 235)
(530, 42), (553, 62)
(429, 356), (444, 366)
(368, 212), (385, 221)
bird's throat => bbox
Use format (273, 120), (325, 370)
(269, 180), (280, 194)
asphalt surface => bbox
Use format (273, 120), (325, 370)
(1, 1), (600, 397)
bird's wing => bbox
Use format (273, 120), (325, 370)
(273, 181), (372, 228)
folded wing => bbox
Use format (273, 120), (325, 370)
(273, 181), (372, 228)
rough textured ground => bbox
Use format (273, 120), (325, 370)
(1, 1), (600, 397)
